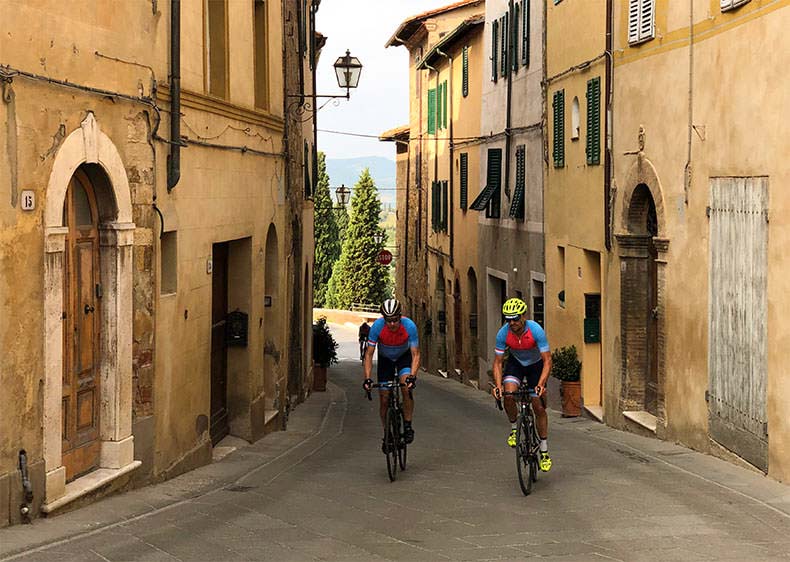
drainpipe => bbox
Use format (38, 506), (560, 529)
(18, 450), (33, 522)
(604, 0), (613, 250)
(404, 140), (411, 299)
(683, 0), (694, 205)
(437, 48), (454, 269)
(167, 0), (181, 191)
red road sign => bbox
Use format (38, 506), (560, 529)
(377, 249), (393, 265)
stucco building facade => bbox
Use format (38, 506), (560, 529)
(0, 0), (317, 526)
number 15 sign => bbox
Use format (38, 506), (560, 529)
(21, 190), (35, 211)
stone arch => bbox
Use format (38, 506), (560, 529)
(43, 112), (138, 511)
(616, 154), (669, 430)
(263, 224), (281, 415)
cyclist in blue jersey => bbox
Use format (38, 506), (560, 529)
(363, 298), (421, 446)
(491, 298), (553, 472)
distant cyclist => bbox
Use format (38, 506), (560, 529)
(491, 298), (553, 472)
(358, 319), (371, 361)
(362, 298), (420, 447)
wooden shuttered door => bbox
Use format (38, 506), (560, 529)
(586, 77), (601, 165)
(708, 177), (768, 471)
(491, 20), (498, 82)
(510, 145), (526, 219)
(459, 153), (469, 210)
(428, 88), (436, 134)
(462, 46), (469, 97)
(552, 90), (565, 168)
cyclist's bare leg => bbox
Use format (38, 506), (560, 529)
(503, 382), (519, 423)
(531, 395), (548, 439)
(398, 374), (414, 422)
(378, 390), (390, 425)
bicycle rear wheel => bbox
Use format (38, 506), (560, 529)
(397, 410), (407, 470)
(384, 409), (398, 481)
(515, 416), (534, 496)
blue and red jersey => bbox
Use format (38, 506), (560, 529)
(495, 320), (549, 366)
(368, 316), (419, 361)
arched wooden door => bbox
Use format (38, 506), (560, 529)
(62, 170), (101, 481)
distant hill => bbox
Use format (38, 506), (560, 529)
(326, 156), (396, 206)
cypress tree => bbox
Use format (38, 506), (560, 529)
(312, 152), (340, 307)
(325, 168), (390, 309)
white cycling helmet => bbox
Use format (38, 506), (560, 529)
(380, 298), (402, 318)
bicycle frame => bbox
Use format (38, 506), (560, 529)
(495, 383), (541, 495)
(367, 380), (409, 481)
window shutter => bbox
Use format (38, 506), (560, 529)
(512, 3), (520, 73)
(303, 142), (311, 197)
(639, 0), (655, 41)
(553, 90), (565, 168)
(442, 81), (448, 129)
(462, 46), (469, 97)
(431, 181), (439, 231)
(522, 0), (530, 66)
(500, 14), (508, 78)
(428, 88), (436, 134)
(586, 77), (601, 166)
(441, 180), (448, 231)
(460, 153), (469, 210)
(510, 145), (526, 219)
(721, 0), (751, 10)
(492, 20), (499, 82)
(436, 83), (442, 131)
(628, 0), (640, 43)
(486, 148), (502, 219)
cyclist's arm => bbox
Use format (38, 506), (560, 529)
(492, 353), (504, 394)
(409, 346), (420, 378)
(363, 344), (374, 380)
(535, 351), (552, 396)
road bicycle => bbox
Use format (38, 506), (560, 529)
(367, 380), (408, 481)
(495, 384), (541, 495)
(359, 337), (368, 362)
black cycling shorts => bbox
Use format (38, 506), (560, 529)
(503, 358), (543, 394)
(377, 352), (412, 384)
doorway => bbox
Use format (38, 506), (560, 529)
(210, 242), (230, 445)
(62, 170), (101, 482)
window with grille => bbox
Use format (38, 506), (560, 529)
(628, 0), (655, 45)
(510, 145), (526, 219)
(586, 77), (601, 165)
(552, 90), (565, 168)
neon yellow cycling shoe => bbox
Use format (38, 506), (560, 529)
(507, 428), (517, 448)
(539, 452), (552, 472)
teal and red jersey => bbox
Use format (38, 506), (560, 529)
(495, 320), (549, 366)
(368, 317), (419, 361)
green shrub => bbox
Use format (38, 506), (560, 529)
(551, 345), (581, 382)
(312, 317), (339, 368)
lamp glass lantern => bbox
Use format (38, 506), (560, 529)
(373, 231), (385, 245)
(334, 50), (362, 94)
(335, 184), (351, 207)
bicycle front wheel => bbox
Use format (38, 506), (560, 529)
(516, 416), (534, 496)
(384, 408), (399, 482)
(397, 411), (407, 470)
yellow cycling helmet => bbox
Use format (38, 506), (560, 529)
(502, 297), (527, 320)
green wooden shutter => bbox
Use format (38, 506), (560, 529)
(553, 90), (565, 168)
(512, 3), (520, 73)
(462, 46), (469, 97)
(428, 88), (436, 134)
(431, 181), (438, 231)
(486, 148), (502, 219)
(586, 76), (601, 165)
(442, 80), (448, 129)
(522, 0), (530, 66)
(492, 20), (498, 82)
(442, 180), (449, 231)
(460, 153), (469, 210)
(500, 14), (508, 78)
(510, 145), (526, 219)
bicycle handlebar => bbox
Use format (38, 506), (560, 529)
(365, 381), (412, 401)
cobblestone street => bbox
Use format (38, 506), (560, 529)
(2, 325), (789, 561)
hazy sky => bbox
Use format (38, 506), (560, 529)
(315, 0), (452, 161)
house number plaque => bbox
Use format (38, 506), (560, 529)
(21, 190), (35, 211)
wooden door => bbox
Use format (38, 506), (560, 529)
(210, 242), (229, 445)
(62, 171), (101, 481)
(708, 177), (768, 470)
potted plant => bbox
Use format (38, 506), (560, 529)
(312, 317), (338, 391)
(551, 345), (582, 417)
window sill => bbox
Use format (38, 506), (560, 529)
(623, 410), (657, 433)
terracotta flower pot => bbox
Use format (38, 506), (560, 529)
(313, 365), (327, 392)
(560, 380), (582, 417)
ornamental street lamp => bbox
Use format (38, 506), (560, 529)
(373, 231), (385, 245)
(335, 184), (351, 207)
(333, 50), (362, 99)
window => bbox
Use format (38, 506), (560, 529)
(552, 90), (565, 168)
(491, 19), (499, 82)
(521, 0), (530, 66)
(586, 77), (601, 165)
(510, 145), (526, 219)
(462, 46), (469, 97)
(427, 88), (436, 134)
(161, 231), (177, 295)
(571, 97), (580, 140)
(253, 0), (268, 109)
(205, 0), (228, 98)
(469, 148), (502, 219)
(512, 3), (519, 73)
(431, 181), (448, 232)
(721, 0), (750, 11)
(500, 14), (508, 78)
(459, 153), (469, 210)
(628, 0), (655, 45)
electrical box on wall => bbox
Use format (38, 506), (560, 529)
(226, 310), (248, 347)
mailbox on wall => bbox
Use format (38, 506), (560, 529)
(226, 310), (248, 347)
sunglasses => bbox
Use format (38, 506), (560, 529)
(385, 317), (401, 324)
